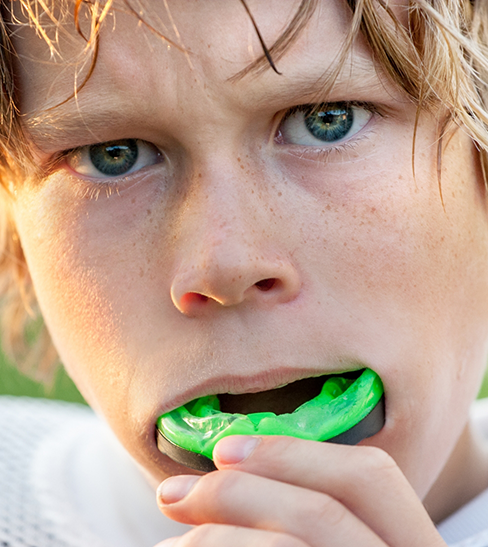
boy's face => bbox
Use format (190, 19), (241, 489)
(10, 0), (488, 495)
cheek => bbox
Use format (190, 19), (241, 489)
(284, 134), (488, 493)
(12, 173), (180, 411)
(293, 127), (488, 334)
(12, 174), (193, 478)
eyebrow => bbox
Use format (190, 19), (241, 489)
(244, 55), (388, 109)
(24, 94), (136, 152)
(24, 54), (387, 152)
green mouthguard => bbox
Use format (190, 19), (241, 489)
(157, 368), (383, 465)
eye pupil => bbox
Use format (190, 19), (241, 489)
(90, 139), (139, 176)
(305, 104), (353, 142)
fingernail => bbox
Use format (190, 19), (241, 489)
(214, 435), (260, 465)
(157, 475), (200, 505)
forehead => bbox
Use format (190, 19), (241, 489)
(11, 0), (401, 152)
(11, 0), (374, 95)
(13, 0), (352, 63)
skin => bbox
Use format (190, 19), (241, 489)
(8, 0), (488, 544)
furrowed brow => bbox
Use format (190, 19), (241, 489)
(23, 55), (386, 153)
(245, 56), (388, 110)
(23, 105), (129, 152)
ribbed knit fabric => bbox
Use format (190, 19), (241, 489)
(2, 394), (488, 546)
(438, 493), (488, 547)
(436, 398), (488, 547)
(0, 396), (190, 547)
(0, 396), (107, 546)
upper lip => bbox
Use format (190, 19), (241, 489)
(157, 365), (362, 416)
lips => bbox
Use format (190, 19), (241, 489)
(218, 369), (363, 415)
(156, 368), (385, 472)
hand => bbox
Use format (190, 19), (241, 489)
(155, 436), (447, 547)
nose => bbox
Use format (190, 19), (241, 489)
(171, 252), (301, 315)
(170, 178), (301, 316)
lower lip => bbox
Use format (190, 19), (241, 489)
(156, 368), (385, 472)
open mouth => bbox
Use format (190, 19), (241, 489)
(218, 369), (364, 415)
(156, 368), (385, 472)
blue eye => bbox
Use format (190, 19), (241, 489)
(279, 103), (372, 147)
(90, 140), (138, 176)
(66, 139), (162, 178)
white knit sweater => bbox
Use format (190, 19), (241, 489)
(0, 396), (190, 547)
(0, 394), (487, 546)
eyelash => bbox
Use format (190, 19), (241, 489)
(293, 132), (375, 163)
(276, 101), (383, 158)
(47, 140), (163, 197)
(45, 101), (383, 199)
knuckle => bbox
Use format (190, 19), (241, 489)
(301, 492), (347, 529)
(174, 524), (220, 546)
(178, 523), (225, 547)
(199, 468), (242, 498)
(267, 533), (309, 547)
(182, 526), (309, 547)
(187, 523), (216, 544)
(354, 445), (398, 480)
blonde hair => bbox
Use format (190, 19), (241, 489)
(1, 0), (488, 381)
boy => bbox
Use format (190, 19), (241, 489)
(1, 0), (488, 545)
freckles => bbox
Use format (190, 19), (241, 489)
(15, 179), (167, 346)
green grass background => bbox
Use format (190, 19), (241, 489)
(0, 349), (86, 403)
(0, 344), (487, 403)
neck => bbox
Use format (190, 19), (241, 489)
(423, 420), (488, 523)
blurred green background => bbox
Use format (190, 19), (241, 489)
(0, 343), (487, 403)
(0, 347), (86, 403)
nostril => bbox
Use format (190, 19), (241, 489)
(255, 278), (278, 292)
(181, 292), (209, 307)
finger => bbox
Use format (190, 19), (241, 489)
(158, 471), (388, 547)
(155, 538), (179, 547)
(155, 524), (310, 547)
(213, 436), (444, 547)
